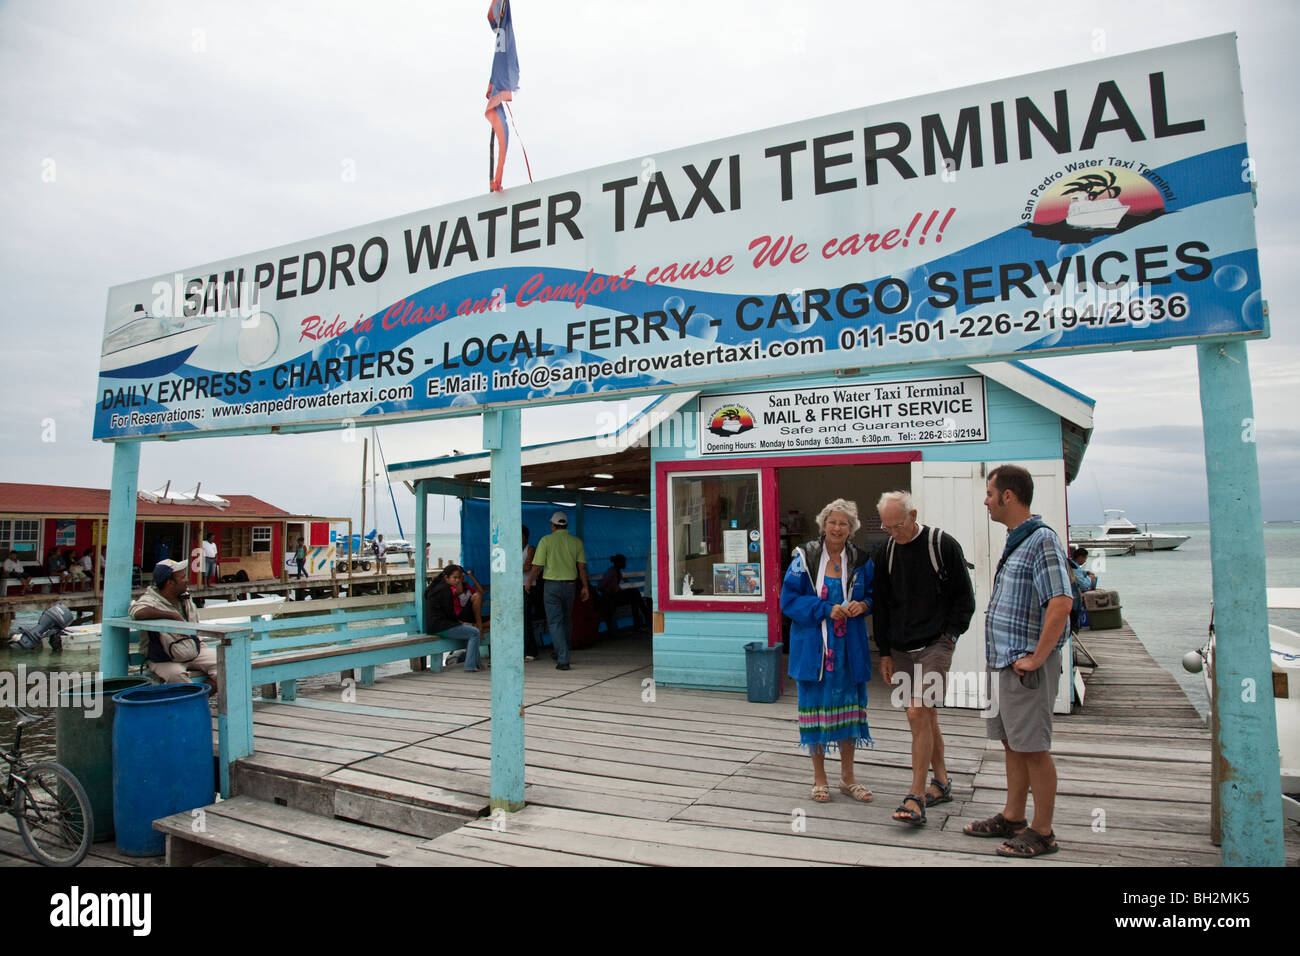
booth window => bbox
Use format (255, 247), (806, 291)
(252, 526), (272, 553)
(0, 519), (39, 557)
(668, 471), (763, 599)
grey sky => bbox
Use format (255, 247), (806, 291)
(1, 0), (1295, 532)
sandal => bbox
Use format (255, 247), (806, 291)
(811, 784), (830, 803)
(962, 812), (1027, 838)
(838, 780), (873, 803)
(893, 794), (926, 826)
(925, 776), (953, 807)
(996, 827), (1059, 858)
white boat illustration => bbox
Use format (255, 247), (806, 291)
(100, 310), (215, 379)
(1064, 195), (1130, 230)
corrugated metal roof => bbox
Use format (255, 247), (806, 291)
(0, 482), (294, 519)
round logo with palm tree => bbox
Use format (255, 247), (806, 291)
(707, 404), (755, 437)
(1026, 166), (1167, 242)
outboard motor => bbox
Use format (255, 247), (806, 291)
(11, 603), (75, 651)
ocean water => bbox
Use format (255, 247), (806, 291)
(1071, 521), (1300, 717)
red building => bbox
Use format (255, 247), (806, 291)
(1, 482), (339, 592)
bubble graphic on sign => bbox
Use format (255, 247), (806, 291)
(354, 335), (371, 354)
(663, 295), (685, 315)
(237, 311), (279, 367)
(685, 311), (719, 342)
(1242, 290), (1263, 326)
(1213, 264), (1247, 292)
(334, 341), (352, 360)
(1055, 243), (1084, 263)
(449, 392), (478, 407)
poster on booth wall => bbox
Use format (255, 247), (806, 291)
(94, 35), (1263, 442)
(56, 520), (77, 547)
(722, 529), (749, 563)
(738, 563), (762, 595)
(698, 375), (988, 455)
(713, 564), (739, 593)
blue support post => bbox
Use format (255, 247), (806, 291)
(415, 478), (428, 634)
(574, 496), (585, 539)
(99, 441), (141, 678)
(216, 628), (253, 799)
(1197, 339), (1284, 866)
(484, 408), (525, 812)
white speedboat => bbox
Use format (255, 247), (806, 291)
(100, 310), (214, 379)
(1069, 510), (1189, 552)
(1184, 588), (1300, 823)
(1064, 195), (1130, 230)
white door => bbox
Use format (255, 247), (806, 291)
(910, 461), (990, 708)
(911, 458), (1071, 712)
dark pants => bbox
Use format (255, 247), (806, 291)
(543, 580), (575, 666)
(597, 588), (648, 632)
(522, 585), (542, 657)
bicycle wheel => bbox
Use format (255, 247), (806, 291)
(14, 761), (93, 867)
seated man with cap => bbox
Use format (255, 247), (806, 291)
(129, 559), (221, 695)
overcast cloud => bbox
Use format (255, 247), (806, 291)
(1, 0), (1296, 532)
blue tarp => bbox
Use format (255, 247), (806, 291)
(458, 498), (650, 615)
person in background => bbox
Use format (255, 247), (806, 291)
(295, 537), (308, 579)
(375, 534), (388, 574)
(873, 491), (975, 827)
(1067, 546), (1097, 633)
(595, 554), (648, 633)
(964, 464), (1072, 858)
(525, 511), (590, 671)
(66, 547), (88, 589)
(521, 526), (539, 661)
(780, 498), (874, 805)
(129, 559), (221, 694)
(45, 546), (70, 594)
(456, 568), (485, 632)
(202, 532), (218, 586)
(423, 564), (484, 672)
(4, 551), (32, 595)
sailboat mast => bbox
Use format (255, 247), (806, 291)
(359, 437), (368, 560)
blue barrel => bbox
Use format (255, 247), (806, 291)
(111, 683), (215, 856)
(744, 641), (782, 703)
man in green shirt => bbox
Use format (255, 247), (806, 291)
(525, 511), (590, 670)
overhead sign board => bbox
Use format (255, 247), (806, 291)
(698, 375), (988, 456)
(95, 33), (1263, 440)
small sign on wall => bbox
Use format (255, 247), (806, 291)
(698, 375), (988, 456)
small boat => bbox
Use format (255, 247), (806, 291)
(1069, 510), (1189, 552)
(1184, 588), (1300, 823)
(1064, 194), (1130, 230)
(100, 309), (214, 379)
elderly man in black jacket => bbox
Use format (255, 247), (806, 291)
(873, 491), (975, 826)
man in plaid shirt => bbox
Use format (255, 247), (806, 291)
(963, 464), (1073, 858)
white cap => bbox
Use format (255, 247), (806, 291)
(550, 511), (568, 527)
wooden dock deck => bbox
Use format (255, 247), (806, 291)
(175, 620), (1298, 868)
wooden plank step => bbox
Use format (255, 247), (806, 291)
(154, 798), (400, 867)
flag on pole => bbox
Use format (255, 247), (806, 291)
(486, 0), (520, 193)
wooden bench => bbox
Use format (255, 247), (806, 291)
(103, 593), (489, 797)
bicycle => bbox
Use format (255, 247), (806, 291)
(1, 707), (93, 866)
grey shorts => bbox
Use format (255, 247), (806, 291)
(985, 648), (1062, 752)
(890, 637), (956, 705)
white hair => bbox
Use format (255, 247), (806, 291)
(876, 490), (915, 516)
(816, 499), (861, 535)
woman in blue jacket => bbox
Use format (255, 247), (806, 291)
(780, 498), (874, 803)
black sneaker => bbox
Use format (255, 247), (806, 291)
(556, 663), (571, 671)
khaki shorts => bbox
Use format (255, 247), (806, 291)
(984, 648), (1062, 753)
(889, 638), (956, 706)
